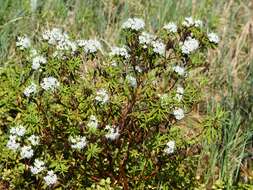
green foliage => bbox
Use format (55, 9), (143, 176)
(0, 17), (219, 189)
(86, 178), (118, 190)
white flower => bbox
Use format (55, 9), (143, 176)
(173, 108), (185, 120)
(105, 125), (120, 141)
(138, 32), (165, 55)
(163, 22), (178, 33)
(32, 61), (40, 70)
(135, 66), (142, 73)
(42, 28), (76, 52)
(194, 19), (203, 27)
(57, 40), (77, 52)
(10, 125), (26, 137)
(24, 83), (37, 97)
(53, 31), (77, 51)
(32, 55), (47, 70)
(42, 28), (65, 45)
(126, 75), (137, 88)
(77, 39), (102, 54)
(176, 85), (184, 94)
(164, 141), (175, 154)
(176, 85), (184, 101)
(6, 135), (20, 151)
(182, 17), (194, 27)
(138, 32), (156, 48)
(182, 17), (203, 28)
(20, 146), (34, 159)
(95, 89), (109, 104)
(208, 32), (219, 44)
(151, 40), (166, 56)
(28, 135), (40, 146)
(173, 65), (185, 76)
(87, 115), (98, 129)
(44, 170), (57, 186)
(181, 37), (199, 54)
(41, 77), (60, 91)
(67, 41), (77, 52)
(122, 18), (145, 31)
(76, 40), (86, 47)
(109, 46), (130, 59)
(69, 136), (87, 150)
(16, 36), (31, 49)
(30, 159), (45, 174)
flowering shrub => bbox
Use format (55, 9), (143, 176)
(0, 17), (218, 189)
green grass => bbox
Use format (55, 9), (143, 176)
(1, 0), (252, 188)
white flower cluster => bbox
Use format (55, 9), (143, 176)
(95, 89), (109, 104)
(181, 37), (199, 54)
(58, 40), (77, 52)
(6, 125), (41, 160)
(30, 159), (45, 175)
(138, 32), (156, 48)
(163, 22), (178, 33)
(87, 115), (99, 129)
(44, 170), (57, 186)
(41, 77), (60, 91)
(109, 46), (130, 59)
(20, 145), (34, 159)
(24, 78), (60, 97)
(30, 158), (57, 186)
(69, 135), (87, 150)
(32, 55), (47, 70)
(24, 83), (37, 97)
(105, 125), (120, 141)
(194, 20), (203, 27)
(208, 32), (219, 44)
(6, 135), (20, 151)
(10, 125), (26, 136)
(126, 75), (137, 88)
(138, 32), (165, 56)
(182, 17), (203, 28)
(77, 39), (102, 54)
(151, 40), (166, 56)
(28, 135), (40, 146)
(172, 65), (185, 76)
(7, 125), (39, 152)
(164, 141), (175, 154)
(42, 28), (67, 45)
(20, 149), (57, 186)
(176, 85), (184, 101)
(42, 28), (76, 52)
(16, 36), (31, 50)
(135, 66), (142, 73)
(122, 18), (145, 31)
(173, 108), (185, 120)
(28, 154), (57, 186)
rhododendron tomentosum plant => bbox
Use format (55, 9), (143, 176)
(0, 17), (218, 189)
